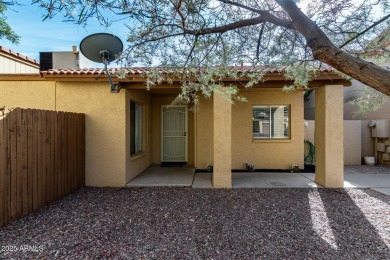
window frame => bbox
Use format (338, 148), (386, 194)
(252, 105), (290, 140)
(130, 100), (143, 156)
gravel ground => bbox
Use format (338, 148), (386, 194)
(346, 165), (390, 174)
(1, 187), (390, 259)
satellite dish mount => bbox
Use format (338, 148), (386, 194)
(80, 33), (124, 93)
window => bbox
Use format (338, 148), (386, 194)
(130, 101), (142, 155)
(253, 105), (289, 139)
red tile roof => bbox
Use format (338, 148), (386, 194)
(43, 68), (147, 75)
(42, 66), (335, 75)
(0, 46), (39, 67)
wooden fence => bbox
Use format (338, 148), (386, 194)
(0, 107), (85, 227)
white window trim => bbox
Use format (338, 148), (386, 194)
(252, 105), (290, 139)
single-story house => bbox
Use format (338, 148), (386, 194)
(0, 67), (350, 188)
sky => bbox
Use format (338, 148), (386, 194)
(3, 2), (128, 65)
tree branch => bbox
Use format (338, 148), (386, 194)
(183, 15), (292, 36)
(218, 0), (293, 29)
(256, 23), (265, 61)
(275, 0), (390, 96)
(339, 13), (390, 49)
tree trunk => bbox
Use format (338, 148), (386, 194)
(312, 45), (390, 96)
(276, 0), (390, 96)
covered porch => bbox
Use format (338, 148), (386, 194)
(126, 82), (349, 188)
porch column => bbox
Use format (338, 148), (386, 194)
(213, 89), (232, 188)
(315, 85), (344, 188)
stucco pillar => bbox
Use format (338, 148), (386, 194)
(213, 89), (232, 188)
(315, 85), (344, 188)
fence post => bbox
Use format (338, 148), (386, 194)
(0, 109), (5, 226)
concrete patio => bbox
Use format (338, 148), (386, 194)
(126, 165), (390, 196)
(126, 164), (196, 187)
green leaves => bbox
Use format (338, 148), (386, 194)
(350, 86), (390, 117)
(0, 2), (20, 44)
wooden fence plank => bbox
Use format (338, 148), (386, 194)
(69, 113), (74, 192)
(0, 109), (5, 226)
(62, 112), (69, 195)
(37, 110), (44, 209)
(58, 112), (64, 198)
(76, 114), (81, 188)
(32, 110), (39, 211)
(73, 113), (78, 190)
(54, 112), (59, 199)
(4, 109), (11, 224)
(42, 111), (47, 205)
(16, 108), (24, 219)
(21, 109), (29, 216)
(71, 113), (76, 191)
(10, 109), (18, 221)
(81, 114), (86, 186)
(27, 109), (33, 213)
(51, 111), (56, 201)
(67, 113), (72, 192)
(45, 110), (51, 204)
(1, 108), (85, 227)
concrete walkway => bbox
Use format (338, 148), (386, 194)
(126, 165), (195, 187)
(127, 165), (390, 196)
(192, 172), (321, 188)
(301, 171), (390, 196)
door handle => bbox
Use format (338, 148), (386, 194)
(184, 132), (186, 136)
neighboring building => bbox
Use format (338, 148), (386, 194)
(0, 46), (39, 73)
(305, 27), (390, 165)
(39, 46), (93, 70)
(0, 46), (93, 74)
(0, 67), (350, 188)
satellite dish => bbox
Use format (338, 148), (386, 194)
(80, 33), (124, 93)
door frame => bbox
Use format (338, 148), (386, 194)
(161, 105), (188, 162)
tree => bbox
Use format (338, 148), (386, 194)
(14, 1), (390, 100)
(0, 1), (20, 44)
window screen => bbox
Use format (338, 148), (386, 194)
(253, 106), (289, 138)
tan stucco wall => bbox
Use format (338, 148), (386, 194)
(314, 85), (344, 188)
(55, 82), (127, 187)
(194, 97), (214, 169)
(305, 120), (362, 165)
(151, 95), (194, 165)
(213, 90), (232, 188)
(0, 81), (128, 187)
(126, 90), (153, 183)
(0, 81), (56, 109)
(195, 88), (304, 170)
(231, 89), (304, 170)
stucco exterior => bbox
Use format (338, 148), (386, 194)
(314, 85), (344, 188)
(126, 90), (153, 183)
(0, 68), (350, 188)
(231, 88), (304, 170)
(0, 81), (128, 187)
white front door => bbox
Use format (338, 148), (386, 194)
(161, 105), (188, 162)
